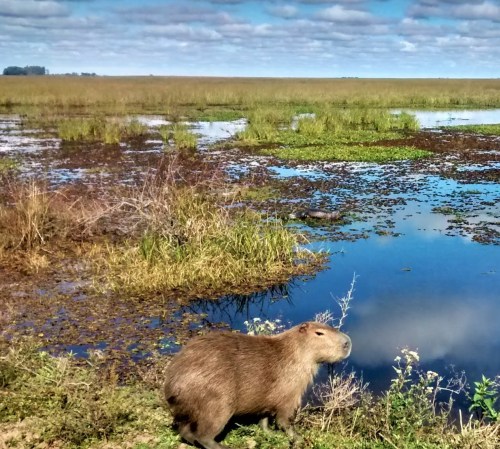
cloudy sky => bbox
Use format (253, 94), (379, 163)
(1, 0), (500, 77)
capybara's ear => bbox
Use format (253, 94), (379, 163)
(299, 323), (309, 333)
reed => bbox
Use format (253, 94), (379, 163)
(2, 77), (500, 116)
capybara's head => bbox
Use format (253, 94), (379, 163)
(296, 321), (352, 363)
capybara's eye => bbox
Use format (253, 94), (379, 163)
(315, 331), (325, 336)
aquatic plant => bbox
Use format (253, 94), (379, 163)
(170, 123), (197, 150)
(261, 143), (430, 162)
(57, 116), (148, 143)
(235, 108), (426, 162)
(243, 317), (286, 336)
(442, 124), (500, 135)
(159, 123), (197, 151)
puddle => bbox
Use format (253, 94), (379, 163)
(269, 165), (329, 179)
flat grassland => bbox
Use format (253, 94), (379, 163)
(2, 77), (500, 114)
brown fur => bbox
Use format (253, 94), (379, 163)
(163, 321), (352, 449)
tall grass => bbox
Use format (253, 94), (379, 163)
(91, 181), (317, 296)
(159, 123), (197, 150)
(57, 116), (148, 143)
(0, 180), (61, 250)
(2, 77), (500, 114)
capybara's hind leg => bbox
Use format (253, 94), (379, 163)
(179, 412), (231, 449)
(178, 422), (197, 446)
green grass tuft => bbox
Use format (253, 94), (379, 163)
(57, 116), (148, 143)
(236, 108), (426, 162)
(0, 158), (19, 173)
(442, 123), (500, 135)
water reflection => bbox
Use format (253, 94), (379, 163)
(394, 108), (500, 129)
(188, 220), (500, 388)
(185, 283), (293, 327)
(350, 294), (500, 366)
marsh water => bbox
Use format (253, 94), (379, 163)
(1, 109), (499, 392)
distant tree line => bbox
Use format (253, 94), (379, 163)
(2, 66), (98, 77)
(3, 66), (46, 75)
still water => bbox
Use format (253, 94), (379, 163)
(186, 113), (500, 391)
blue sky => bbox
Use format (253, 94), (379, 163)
(1, 0), (500, 77)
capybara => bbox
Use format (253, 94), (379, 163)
(163, 321), (352, 449)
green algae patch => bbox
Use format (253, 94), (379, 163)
(261, 144), (431, 163)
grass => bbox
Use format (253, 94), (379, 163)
(237, 108), (430, 162)
(0, 157), (19, 173)
(2, 78), (500, 116)
(1, 340), (498, 449)
(57, 116), (148, 143)
(442, 123), (500, 135)
(0, 171), (321, 296)
(159, 123), (198, 151)
(91, 182), (319, 297)
(0, 340), (171, 448)
(0, 179), (68, 250)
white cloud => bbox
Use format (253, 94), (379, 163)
(410, 1), (500, 22)
(400, 40), (417, 52)
(268, 5), (299, 19)
(454, 1), (500, 21)
(144, 24), (223, 41)
(0, 0), (68, 18)
(316, 5), (379, 25)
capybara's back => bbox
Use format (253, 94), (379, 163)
(163, 321), (351, 449)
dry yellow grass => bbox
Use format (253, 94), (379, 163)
(1, 77), (500, 114)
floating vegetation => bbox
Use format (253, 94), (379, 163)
(262, 143), (430, 162)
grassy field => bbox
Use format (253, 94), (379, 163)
(1, 339), (498, 449)
(2, 77), (500, 116)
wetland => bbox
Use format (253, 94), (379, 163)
(1, 77), (499, 448)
